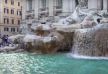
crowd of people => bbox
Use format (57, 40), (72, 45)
(0, 34), (11, 47)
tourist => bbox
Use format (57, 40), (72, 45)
(5, 35), (9, 46)
(0, 38), (2, 47)
(97, 18), (102, 24)
(2, 35), (5, 46)
(0, 34), (3, 47)
(2, 35), (9, 46)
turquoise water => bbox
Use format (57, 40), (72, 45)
(0, 53), (108, 74)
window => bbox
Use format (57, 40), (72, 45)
(12, 19), (14, 24)
(17, 11), (18, 15)
(11, 0), (14, 5)
(4, 8), (6, 13)
(11, 28), (15, 32)
(11, 9), (14, 14)
(41, 0), (46, 8)
(20, 11), (22, 16)
(4, 18), (6, 24)
(18, 2), (20, 6)
(4, 18), (9, 24)
(4, 8), (9, 14)
(5, 0), (8, 4)
(17, 11), (21, 16)
(7, 18), (9, 24)
(18, 20), (20, 25)
(4, 27), (9, 31)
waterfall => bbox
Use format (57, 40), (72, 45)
(71, 22), (108, 57)
(70, 8), (108, 57)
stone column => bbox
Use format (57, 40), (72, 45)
(22, 0), (27, 20)
(34, 0), (39, 19)
(62, 0), (69, 13)
(69, 0), (75, 12)
(48, 0), (54, 16)
(63, 0), (76, 15)
(103, 0), (108, 11)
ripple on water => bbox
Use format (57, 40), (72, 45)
(0, 53), (107, 74)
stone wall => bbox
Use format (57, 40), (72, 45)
(24, 30), (74, 53)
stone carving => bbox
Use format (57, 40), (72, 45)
(78, 0), (88, 8)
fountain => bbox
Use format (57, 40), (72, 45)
(8, 7), (83, 53)
(5, 6), (108, 57)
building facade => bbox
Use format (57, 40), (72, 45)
(22, 0), (76, 20)
(22, 0), (108, 19)
(0, 0), (22, 36)
(21, 0), (76, 30)
(21, 0), (108, 34)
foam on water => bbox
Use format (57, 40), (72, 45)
(68, 53), (108, 60)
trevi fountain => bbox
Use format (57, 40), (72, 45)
(0, 5), (108, 74)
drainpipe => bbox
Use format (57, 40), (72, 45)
(20, 0), (22, 19)
(107, 0), (108, 12)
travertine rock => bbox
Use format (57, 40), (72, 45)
(72, 24), (108, 56)
(24, 27), (75, 53)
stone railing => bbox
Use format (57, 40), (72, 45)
(26, 10), (35, 19)
(53, 6), (62, 11)
(39, 7), (49, 13)
(26, 10), (35, 15)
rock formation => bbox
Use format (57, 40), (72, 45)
(72, 23), (108, 56)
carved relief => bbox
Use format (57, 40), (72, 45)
(78, 0), (88, 8)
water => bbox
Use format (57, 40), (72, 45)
(0, 53), (108, 74)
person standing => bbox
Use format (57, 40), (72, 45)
(5, 35), (9, 46)
(0, 37), (2, 47)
